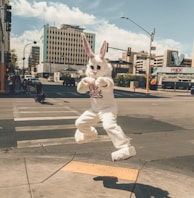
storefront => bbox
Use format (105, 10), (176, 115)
(152, 67), (194, 89)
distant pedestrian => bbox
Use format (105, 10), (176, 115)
(26, 79), (31, 95)
(36, 82), (43, 94)
(9, 76), (15, 94)
(35, 82), (45, 103)
(22, 79), (27, 94)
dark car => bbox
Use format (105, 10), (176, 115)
(63, 77), (75, 86)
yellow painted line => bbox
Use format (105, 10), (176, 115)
(62, 161), (138, 181)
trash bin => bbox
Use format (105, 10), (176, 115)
(190, 87), (194, 95)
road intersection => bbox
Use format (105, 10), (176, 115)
(0, 85), (194, 197)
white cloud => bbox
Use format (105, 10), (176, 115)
(11, 30), (41, 68)
(89, 22), (183, 60)
(11, 0), (185, 68)
(156, 39), (182, 54)
(12, 0), (96, 26)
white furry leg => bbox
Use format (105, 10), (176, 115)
(111, 146), (136, 161)
(75, 128), (98, 144)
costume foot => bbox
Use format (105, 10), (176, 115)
(111, 146), (136, 161)
(75, 129), (98, 144)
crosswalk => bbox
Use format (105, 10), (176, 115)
(13, 98), (110, 148)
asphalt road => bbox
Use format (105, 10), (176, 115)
(0, 83), (194, 179)
(0, 81), (160, 99)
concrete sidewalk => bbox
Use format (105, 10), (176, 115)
(0, 146), (194, 198)
(114, 86), (192, 97)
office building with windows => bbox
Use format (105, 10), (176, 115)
(28, 46), (40, 75)
(121, 49), (192, 75)
(37, 24), (95, 78)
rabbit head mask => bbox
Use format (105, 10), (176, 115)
(81, 33), (112, 79)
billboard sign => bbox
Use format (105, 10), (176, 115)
(171, 52), (184, 66)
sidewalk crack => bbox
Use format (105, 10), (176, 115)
(24, 157), (33, 198)
(40, 152), (77, 183)
(129, 161), (148, 198)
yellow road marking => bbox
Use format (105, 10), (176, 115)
(62, 161), (138, 181)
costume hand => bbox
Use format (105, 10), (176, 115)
(82, 77), (95, 85)
(95, 77), (108, 88)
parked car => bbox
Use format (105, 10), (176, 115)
(24, 75), (33, 80)
(63, 77), (75, 86)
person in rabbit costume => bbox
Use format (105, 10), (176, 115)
(75, 33), (136, 161)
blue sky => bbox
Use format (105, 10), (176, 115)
(10, 0), (194, 68)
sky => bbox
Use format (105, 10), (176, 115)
(10, 0), (194, 68)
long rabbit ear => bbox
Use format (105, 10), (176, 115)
(100, 41), (107, 59)
(81, 33), (95, 59)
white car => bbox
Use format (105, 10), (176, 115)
(30, 78), (40, 85)
(24, 75), (33, 80)
(48, 76), (54, 82)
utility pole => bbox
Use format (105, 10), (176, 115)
(22, 41), (36, 76)
(0, 4), (5, 93)
(121, 16), (155, 94)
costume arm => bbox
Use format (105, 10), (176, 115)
(95, 77), (114, 91)
(77, 77), (95, 93)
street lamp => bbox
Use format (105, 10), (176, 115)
(120, 16), (155, 93)
(22, 41), (36, 76)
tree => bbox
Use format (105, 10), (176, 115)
(10, 49), (17, 67)
(7, 49), (18, 74)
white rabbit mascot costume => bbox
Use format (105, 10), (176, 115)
(75, 33), (136, 161)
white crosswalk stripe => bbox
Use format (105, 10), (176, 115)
(13, 98), (109, 148)
(14, 116), (79, 121)
(17, 135), (111, 148)
(16, 123), (102, 132)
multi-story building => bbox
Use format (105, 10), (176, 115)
(121, 49), (192, 75)
(121, 50), (154, 74)
(37, 24), (95, 78)
(153, 55), (163, 68)
(0, 0), (10, 61)
(0, 0), (11, 92)
(28, 46), (40, 76)
(35, 23), (194, 85)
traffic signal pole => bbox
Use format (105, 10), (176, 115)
(121, 16), (155, 94)
(0, 38), (5, 93)
(0, 7), (5, 93)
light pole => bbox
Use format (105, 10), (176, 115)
(121, 16), (155, 93)
(22, 41), (36, 76)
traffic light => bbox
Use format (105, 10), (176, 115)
(6, 22), (11, 32)
(106, 43), (109, 52)
(4, 3), (12, 32)
(6, 67), (10, 73)
(8, 52), (11, 63)
(127, 47), (131, 56)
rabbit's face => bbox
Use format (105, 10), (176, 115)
(86, 56), (112, 79)
(81, 32), (112, 78)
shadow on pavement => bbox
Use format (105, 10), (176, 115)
(39, 101), (54, 105)
(118, 115), (184, 134)
(93, 176), (171, 198)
